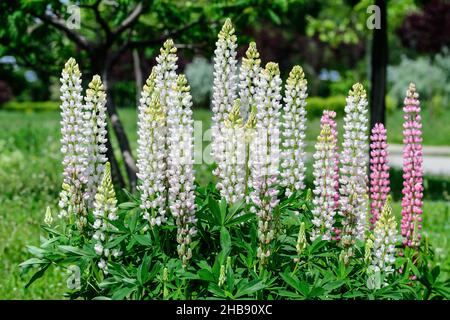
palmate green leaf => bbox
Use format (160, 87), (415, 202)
(308, 238), (328, 254)
(280, 272), (306, 296)
(278, 290), (304, 299)
(105, 234), (128, 249)
(132, 234), (152, 247)
(41, 225), (65, 237)
(111, 285), (136, 300)
(219, 198), (227, 223)
(224, 213), (254, 227)
(322, 280), (345, 292)
(208, 196), (222, 225)
(58, 245), (95, 258)
(137, 253), (151, 285)
(235, 279), (266, 298)
(128, 209), (140, 233)
(26, 245), (46, 258)
(208, 283), (226, 298)
(309, 286), (325, 298)
(197, 260), (212, 271)
(220, 227), (231, 254)
(118, 201), (139, 210)
(227, 199), (245, 218)
(433, 283), (450, 299)
(19, 257), (47, 268)
(198, 269), (216, 282)
(24, 263), (50, 289)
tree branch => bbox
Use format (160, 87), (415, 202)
(112, 3), (144, 37)
(126, 18), (204, 49)
(92, 0), (112, 41)
(33, 12), (91, 51)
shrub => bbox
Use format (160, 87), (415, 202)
(388, 50), (450, 108)
(306, 95), (396, 118)
(185, 56), (214, 108)
(1, 100), (59, 112)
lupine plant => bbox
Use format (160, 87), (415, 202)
(369, 123), (390, 227)
(339, 84), (369, 248)
(310, 122), (338, 241)
(401, 83), (424, 248)
(20, 20), (448, 300)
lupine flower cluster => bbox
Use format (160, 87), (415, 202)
(339, 83), (369, 246)
(369, 123), (390, 227)
(58, 58), (108, 228)
(211, 21), (263, 207)
(281, 66), (308, 197)
(310, 124), (338, 241)
(167, 75), (197, 266)
(135, 40), (197, 266)
(136, 68), (167, 226)
(238, 42), (261, 120)
(84, 75), (108, 207)
(401, 83), (424, 248)
(59, 58), (86, 223)
(320, 111), (339, 209)
(54, 18), (427, 278)
(208, 20), (428, 269)
(211, 18), (238, 177)
(92, 162), (121, 273)
(155, 39), (179, 116)
(368, 199), (397, 275)
(249, 62), (282, 264)
(217, 100), (246, 204)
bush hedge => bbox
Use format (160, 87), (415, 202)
(306, 95), (396, 118)
(1, 96), (397, 117)
(1, 101), (59, 112)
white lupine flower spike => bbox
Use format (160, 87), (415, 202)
(84, 75), (108, 207)
(281, 65), (308, 197)
(92, 162), (120, 274)
(369, 198), (397, 276)
(216, 99), (246, 204)
(155, 38), (179, 115)
(167, 75), (197, 267)
(238, 42), (261, 121)
(311, 123), (338, 241)
(339, 83), (370, 246)
(58, 58), (89, 227)
(249, 62), (282, 265)
(137, 68), (167, 226)
(212, 18), (238, 177)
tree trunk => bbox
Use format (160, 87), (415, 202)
(370, 0), (388, 128)
(90, 54), (136, 191)
(133, 49), (143, 106)
(102, 66), (138, 192)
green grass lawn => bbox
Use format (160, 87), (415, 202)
(0, 108), (448, 299)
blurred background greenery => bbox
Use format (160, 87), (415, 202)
(0, 0), (448, 299)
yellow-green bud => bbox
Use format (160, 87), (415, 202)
(349, 83), (367, 104)
(242, 42), (261, 69)
(63, 57), (81, 77)
(296, 222), (307, 256)
(286, 65), (307, 88)
(364, 238), (373, 264)
(265, 62), (280, 78)
(218, 265), (226, 287)
(44, 206), (53, 226)
(161, 38), (177, 55)
(219, 18), (237, 42)
(225, 99), (244, 128)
